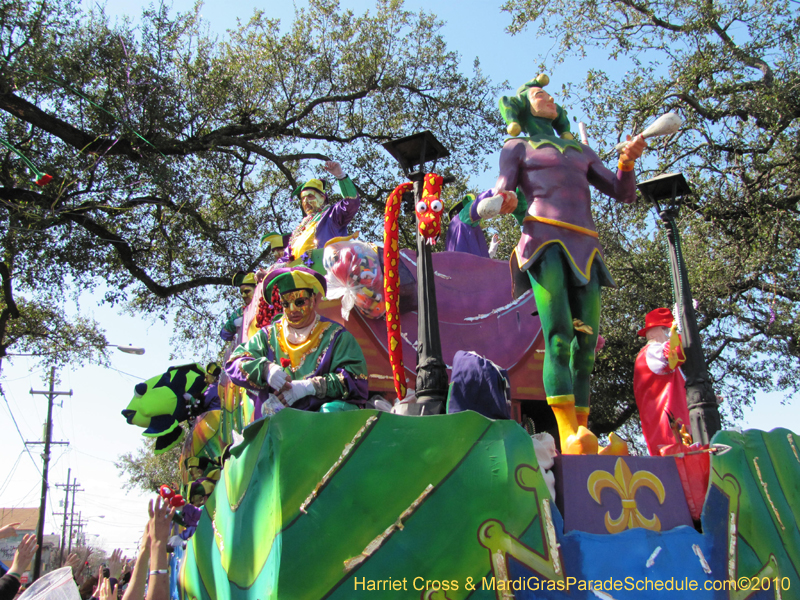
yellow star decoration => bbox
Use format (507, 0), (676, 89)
(587, 458), (666, 534)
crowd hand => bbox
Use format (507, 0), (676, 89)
(0, 522), (20, 539)
(10, 533), (38, 574)
(93, 566), (105, 598)
(75, 548), (91, 578)
(98, 572), (118, 600)
(64, 552), (81, 575)
(620, 134), (647, 163)
(322, 160), (344, 179)
(148, 497), (176, 545)
(108, 548), (124, 580)
(265, 362), (289, 390)
(277, 379), (315, 407)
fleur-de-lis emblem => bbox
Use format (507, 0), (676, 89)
(587, 458), (666, 534)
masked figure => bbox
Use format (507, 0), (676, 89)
(225, 267), (369, 418)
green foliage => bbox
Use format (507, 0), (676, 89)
(503, 0), (800, 432)
(115, 437), (182, 493)
(0, 0), (502, 361)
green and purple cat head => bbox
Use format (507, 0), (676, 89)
(499, 74), (574, 140)
(121, 363), (208, 454)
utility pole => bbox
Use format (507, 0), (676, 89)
(28, 367), (72, 581)
(55, 476), (81, 560)
(67, 481), (82, 553)
(74, 513), (88, 548)
(55, 469), (71, 562)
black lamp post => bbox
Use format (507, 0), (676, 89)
(637, 172), (721, 445)
(383, 131), (452, 414)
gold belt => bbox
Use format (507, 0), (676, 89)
(523, 215), (599, 239)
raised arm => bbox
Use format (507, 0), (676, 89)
(323, 161), (360, 229)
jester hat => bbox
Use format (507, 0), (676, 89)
(205, 362), (221, 378)
(232, 271), (256, 287)
(184, 456), (218, 472)
(292, 178), (327, 199)
(498, 73), (574, 139)
(448, 198), (466, 220)
(260, 231), (290, 250)
(263, 266), (327, 297)
(189, 477), (217, 499)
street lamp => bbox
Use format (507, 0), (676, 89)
(110, 344), (145, 355)
(4, 344), (145, 357)
(637, 172), (722, 445)
(383, 131), (453, 414)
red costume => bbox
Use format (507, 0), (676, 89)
(633, 309), (690, 456)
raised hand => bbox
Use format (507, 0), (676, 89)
(322, 161), (344, 179)
(148, 497), (176, 544)
(108, 547), (124, 580)
(10, 533), (38, 575)
(0, 522), (21, 539)
(64, 552), (81, 575)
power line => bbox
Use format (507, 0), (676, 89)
(28, 367), (72, 581)
(0, 452), (24, 497)
(0, 386), (43, 477)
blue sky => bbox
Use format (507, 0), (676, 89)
(0, 0), (796, 555)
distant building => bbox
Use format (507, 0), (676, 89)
(0, 508), (60, 582)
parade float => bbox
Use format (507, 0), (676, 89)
(120, 77), (800, 600)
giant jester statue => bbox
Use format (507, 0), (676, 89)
(493, 74), (646, 455)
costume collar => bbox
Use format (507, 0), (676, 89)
(511, 134), (584, 154)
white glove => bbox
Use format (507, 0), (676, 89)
(265, 362), (288, 390)
(488, 234), (500, 258)
(476, 194), (503, 219)
(233, 316), (243, 327)
(282, 379), (317, 406)
(323, 160), (345, 179)
(168, 535), (185, 549)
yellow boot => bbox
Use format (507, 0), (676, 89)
(576, 406), (629, 455)
(576, 406), (590, 430)
(549, 396), (598, 455)
(598, 432), (630, 456)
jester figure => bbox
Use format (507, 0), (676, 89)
(281, 161), (361, 263)
(225, 266), (369, 418)
(493, 74), (646, 455)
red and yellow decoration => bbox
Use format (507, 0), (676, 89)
(382, 174), (444, 400)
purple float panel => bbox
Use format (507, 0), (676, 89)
(366, 250), (541, 368)
(553, 454), (693, 535)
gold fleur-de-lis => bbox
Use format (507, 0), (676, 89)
(587, 458), (666, 534)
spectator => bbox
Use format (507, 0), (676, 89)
(0, 533), (37, 600)
(146, 497), (174, 600)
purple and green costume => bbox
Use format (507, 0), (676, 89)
(225, 316), (369, 415)
(495, 129), (637, 412)
(220, 306), (244, 342)
(282, 175), (360, 262)
(445, 192), (494, 258)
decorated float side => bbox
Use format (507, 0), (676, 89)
(118, 75), (800, 600)
(176, 411), (800, 600)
